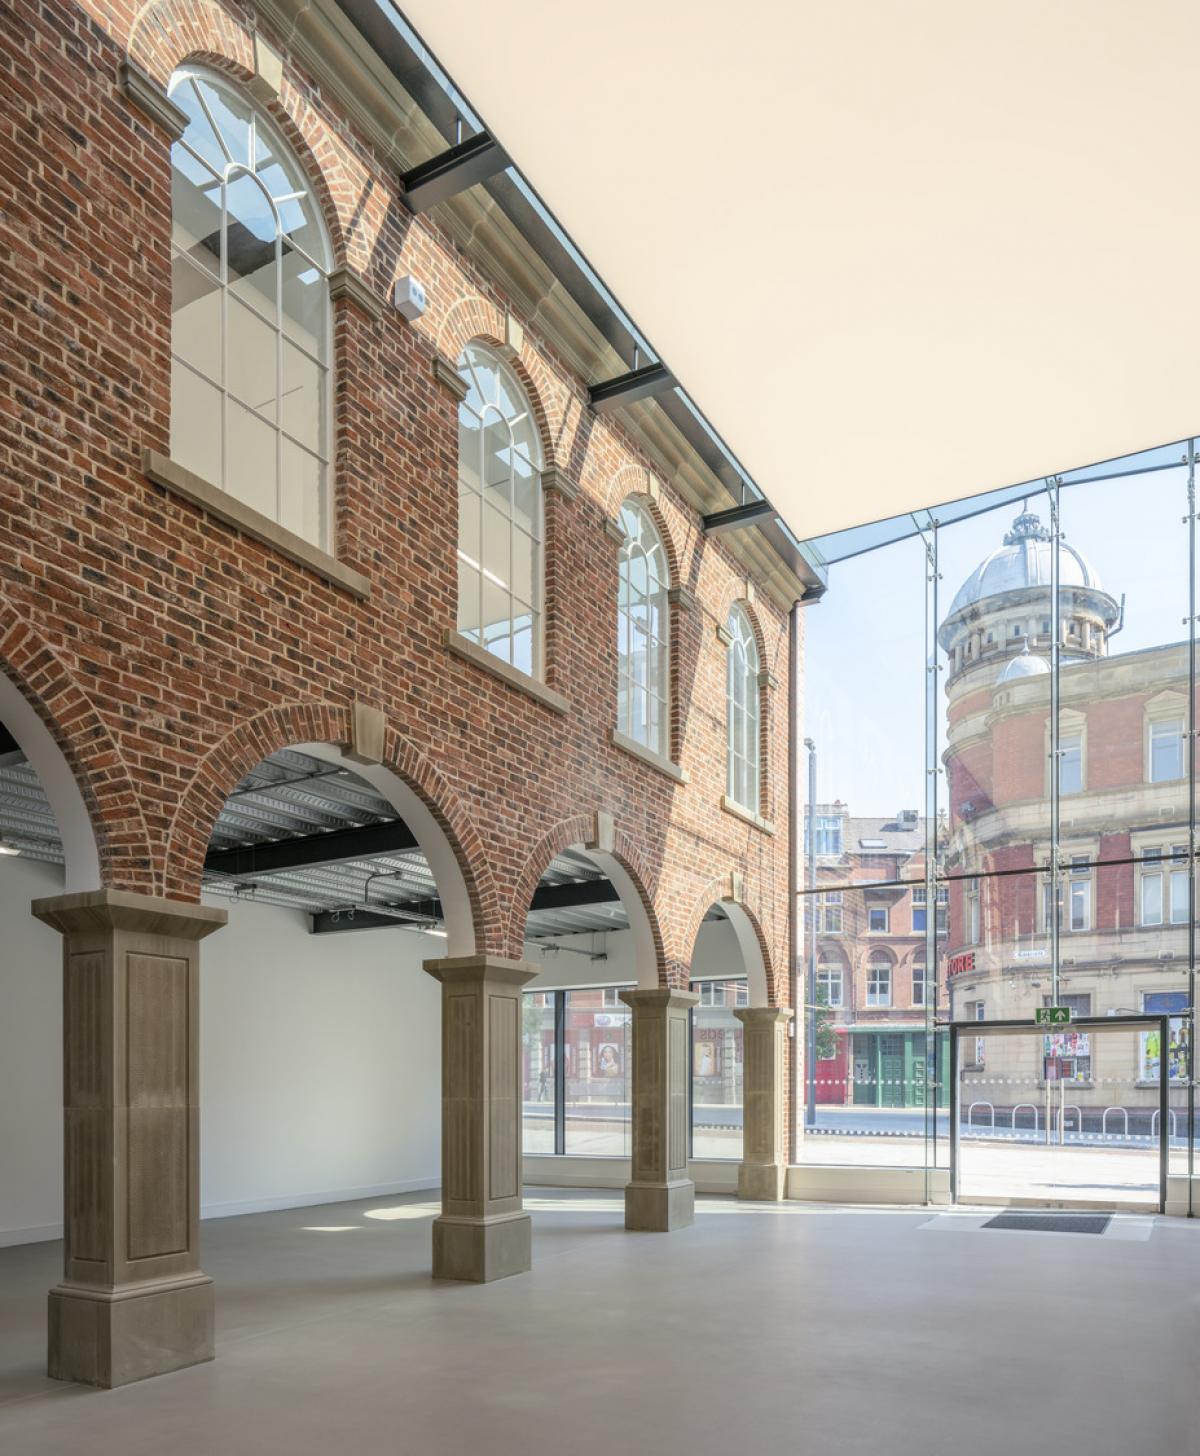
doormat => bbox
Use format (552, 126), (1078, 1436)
(983, 1211), (1112, 1234)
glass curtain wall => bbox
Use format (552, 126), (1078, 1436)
(801, 439), (1198, 1206)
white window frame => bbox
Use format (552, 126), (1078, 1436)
(868, 905), (889, 933)
(966, 878), (981, 945)
(167, 65), (333, 547)
(456, 342), (545, 677)
(912, 959), (926, 1008)
(866, 957), (892, 1007)
(1140, 845), (1190, 927)
(726, 604), (761, 813)
(816, 961), (844, 1009)
(617, 498), (671, 756)
(1148, 716), (1185, 785)
(820, 891), (843, 934)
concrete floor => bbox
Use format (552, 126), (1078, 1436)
(1, 1188), (1197, 1455)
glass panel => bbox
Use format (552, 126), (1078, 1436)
(456, 556), (481, 642)
(690, 979), (744, 1159)
(956, 1023), (1162, 1210)
(522, 993), (557, 1154)
(510, 602), (535, 677)
(282, 342), (322, 455)
(226, 297), (277, 421)
(170, 149), (221, 271)
(482, 503), (510, 589)
(169, 362), (221, 487)
(281, 253), (326, 359)
(1059, 460), (1188, 864)
(799, 885), (942, 1166)
(225, 398), (277, 519)
(171, 254), (221, 381)
(564, 990), (630, 1156)
(280, 439), (324, 548)
(939, 497), (1053, 879)
(481, 578), (512, 663)
(457, 406), (482, 496)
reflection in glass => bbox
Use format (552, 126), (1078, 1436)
(690, 979), (745, 1159)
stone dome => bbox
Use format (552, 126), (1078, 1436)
(997, 642), (1050, 682)
(947, 509), (1103, 618)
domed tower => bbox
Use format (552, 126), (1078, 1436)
(938, 507), (1120, 691)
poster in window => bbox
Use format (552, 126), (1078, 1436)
(594, 1042), (623, 1078)
(693, 1038), (721, 1078)
(1140, 992), (1189, 1082)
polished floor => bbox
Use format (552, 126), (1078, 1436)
(1, 1188), (1197, 1454)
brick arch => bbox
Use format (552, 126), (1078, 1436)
(0, 615), (151, 892)
(505, 813), (668, 983)
(160, 700), (501, 950)
(125, 4), (349, 268)
(679, 878), (777, 1006)
(437, 298), (562, 470)
(716, 587), (770, 668)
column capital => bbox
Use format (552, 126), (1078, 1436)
(423, 954), (538, 987)
(32, 888), (227, 941)
(619, 987), (698, 1011)
(734, 1005), (794, 1027)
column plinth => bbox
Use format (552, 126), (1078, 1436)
(425, 955), (538, 1281)
(32, 889), (226, 1388)
(733, 1006), (794, 1202)
(619, 988), (699, 1231)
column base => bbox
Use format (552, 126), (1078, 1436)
(48, 1274), (214, 1389)
(738, 1161), (787, 1202)
(624, 1178), (694, 1231)
(432, 1212), (531, 1282)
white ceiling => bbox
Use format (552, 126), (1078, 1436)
(401, 0), (1200, 542)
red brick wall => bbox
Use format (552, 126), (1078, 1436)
(0, 1), (799, 1001)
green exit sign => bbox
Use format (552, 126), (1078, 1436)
(1036, 1007), (1072, 1026)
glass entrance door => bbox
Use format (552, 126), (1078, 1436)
(950, 1015), (1174, 1212)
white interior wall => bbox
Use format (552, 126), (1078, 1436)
(0, 860), (442, 1245)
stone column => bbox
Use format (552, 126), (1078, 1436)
(619, 988), (699, 1231)
(31, 889), (227, 1389)
(424, 955), (537, 1281)
(734, 1006), (793, 1201)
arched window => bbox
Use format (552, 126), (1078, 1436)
(726, 603), (760, 811)
(456, 343), (544, 676)
(867, 953), (892, 1007)
(167, 67), (332, 547)
(617, 499), (670, 755)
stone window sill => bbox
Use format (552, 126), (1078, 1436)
(721, 795), (775, 835)
(444, 630), (569, 715)
(142, 450), (370, 599)
(611, 729), (688, 784)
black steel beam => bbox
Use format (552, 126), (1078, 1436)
(401, 132), (509, 212)
(703, 499), (779, 536)
(331, 0), (827, 596)
(204, 819), (419, 877)
(309, 876), (622, 934)
(589, 362), (676, 414)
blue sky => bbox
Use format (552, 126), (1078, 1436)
(805, 459), (1192, 816)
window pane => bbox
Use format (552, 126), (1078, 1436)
(170, 151), (221, 271)
(282, 343), (323, 455)
(171, 254), (221, 381)
(227, 297), (277, 420)
(170, 362), (221, 487)
(457, 556), (481, 641)
(511, 603), (534, 677)
(225, 399), (277, 518)
(482, 503), (510, 588)
(690, 979), (744, 1160)
(280, 439), (324, 547)
(564, 991), (629, 1157)
(281, 254), (326, 359)
(521, 994), (556, 1154)
(481, 579), (512, 663)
